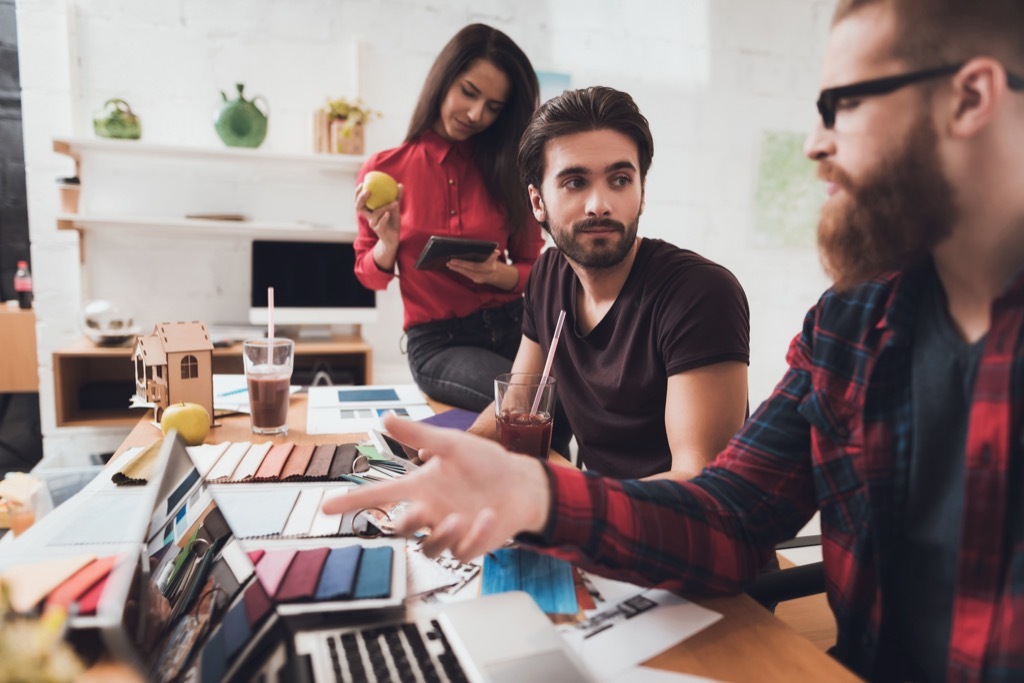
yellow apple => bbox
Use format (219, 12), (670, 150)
(160, 402), (211, 446)
(362, 171), (399, 211)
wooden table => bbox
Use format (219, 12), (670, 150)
(117, 396), (860, 683)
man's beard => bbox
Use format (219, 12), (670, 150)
(817, 118), (957, 291)
(550, 215), (640, 269)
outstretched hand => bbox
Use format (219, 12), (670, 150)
(322, 415), (552, 562)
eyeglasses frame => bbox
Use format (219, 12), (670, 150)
(816, 61), (1024, 129)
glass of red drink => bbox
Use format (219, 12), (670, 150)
(242, 338), (294, 435)
(494, 373), (556, 460)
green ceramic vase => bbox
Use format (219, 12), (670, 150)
(214, 84), (269, 148)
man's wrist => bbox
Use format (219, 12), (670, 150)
(521, 459), (553, 536)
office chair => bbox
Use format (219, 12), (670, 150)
(745, 535), (825, 608)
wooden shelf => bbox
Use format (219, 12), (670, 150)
(56, 213), (358, 243)
(52, 336), (373, 428)
(53, 136), (365, 174)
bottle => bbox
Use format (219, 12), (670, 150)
(14, 260), (32, 309)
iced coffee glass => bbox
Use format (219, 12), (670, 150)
(243, 338), (294, 435)
(494, 373), (556, 460)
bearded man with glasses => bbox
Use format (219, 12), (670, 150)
(325, 1), (1024, 680)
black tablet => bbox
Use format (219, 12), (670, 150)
(413, 235), (498, 271)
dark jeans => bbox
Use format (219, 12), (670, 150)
(406, 300), (572, 453)
(406, 299), (525, 411)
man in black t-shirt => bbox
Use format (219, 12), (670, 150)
(467, 87), (750, 480)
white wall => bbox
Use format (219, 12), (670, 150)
(16, 0), (837, 462)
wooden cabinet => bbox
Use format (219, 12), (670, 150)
(0, 308), (39, 392)
(52, 336), (371, 427)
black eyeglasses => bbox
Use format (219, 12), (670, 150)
(816, 62), (1024, 129)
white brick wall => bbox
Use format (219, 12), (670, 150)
(17, 0), (838, 461)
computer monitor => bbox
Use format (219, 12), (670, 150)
(249, 240), (377, 326)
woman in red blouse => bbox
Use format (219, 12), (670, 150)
(353, 24), (544, 411)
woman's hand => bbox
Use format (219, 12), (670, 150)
(355, 182), (403, 271)
(447, 249), (520, 290)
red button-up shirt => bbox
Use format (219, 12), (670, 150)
(526, 262), (1024, 682)
(353, 129), (544, 331)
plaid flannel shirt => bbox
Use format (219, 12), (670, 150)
(530, 262), (1024, 682)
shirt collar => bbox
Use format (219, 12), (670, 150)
(419, 127), (472, 164)
(881, 258), (1024, 340)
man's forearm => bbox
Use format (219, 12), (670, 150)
(467, 402), (499, 440)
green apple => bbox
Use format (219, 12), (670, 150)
(362, 171), (399, 211)
(160, 402), (211, 446)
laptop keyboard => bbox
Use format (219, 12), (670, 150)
(325, 620), (469, 683)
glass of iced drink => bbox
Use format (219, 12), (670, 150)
(494, 373), (556, 460)
(242, 338), (294, 435)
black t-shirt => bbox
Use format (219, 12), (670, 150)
(899, 264), (982, 682)
(522, 238), (749, 478)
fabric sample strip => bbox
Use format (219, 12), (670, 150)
(254, 548), (297, 597)
(328, 444), (358, 479)
(231, 442), (273, 481)
(304, 444), (336, 479)
(111, 438), (163, 485)
(281, 444), (316, 480)
(314, 545), (363, 601)
(1, 554), (95, 612)
(281, 489), (323, 538)
(215, 488), (299, 538)
(74, 571), (111, 616)
(200, 627), (227, 683)
(207, 442), (252, 481)
(221, 599), (253, 660)
(353, 546), (393, 599)
(243, 579), (272, 626)
(308, 492), (345, 537)
(276, 547), (331, 602)
(186, 442), (230, 477)
(44, 555), (118, 611)
(221, 538), (255, 584)
(254, 442), (295, 481)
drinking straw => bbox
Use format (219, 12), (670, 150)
(531, 309), (566, 414)
(267, 286), (275, 342)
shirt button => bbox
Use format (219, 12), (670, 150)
(450, 210), (456, 216)
(448, 179), (455, 185)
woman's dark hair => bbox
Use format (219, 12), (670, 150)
(407, 24), (539, 236)
(518, 86), (654, 193)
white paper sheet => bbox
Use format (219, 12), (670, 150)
(562, 576), (723, 682)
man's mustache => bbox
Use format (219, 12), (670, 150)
(573, 217), (626, 233)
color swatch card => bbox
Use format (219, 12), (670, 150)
(482, 547), (578, 615)
(191, 441), (391, 484)
(307, 384), (426, 409)
(307, 404), (434, 435)
(247, 542), (394, 605)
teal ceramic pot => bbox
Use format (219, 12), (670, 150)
(214, 84), (269, 148)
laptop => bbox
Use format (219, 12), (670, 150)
(144, 440), (596, 681)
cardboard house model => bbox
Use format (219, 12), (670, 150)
(132, 321), (214, 424)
